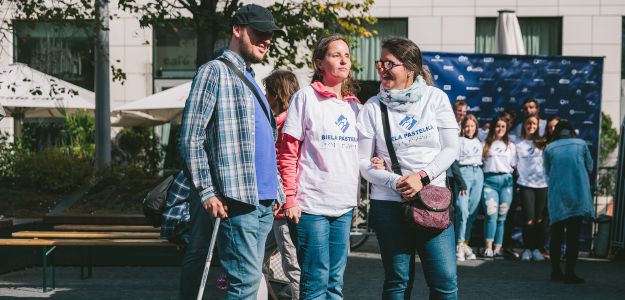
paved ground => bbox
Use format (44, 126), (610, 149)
(1, 237), (624, 299)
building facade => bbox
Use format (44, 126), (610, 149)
(1, 0), (624, 135)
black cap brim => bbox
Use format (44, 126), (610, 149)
(249, 21), (286, 36)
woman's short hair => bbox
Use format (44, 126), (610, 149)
(381, 37), (434, 86)
(311, 34), (359, 97)
(553, 120), (577, 140)
(263, 69), (300, 114)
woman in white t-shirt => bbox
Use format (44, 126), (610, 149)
(455, 114), (483, 262)
(278, 34), (361, 299)
(357, 37), (459, 299)
(481, 115), (517, 258)
(515, 115), (548, 262)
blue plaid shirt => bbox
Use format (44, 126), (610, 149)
(178, 50), (285, 205)
(160, 170), (190, 239)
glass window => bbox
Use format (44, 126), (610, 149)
(353, 18), (408, 81)
(621, 17), (624, 80)
(153, 21), (227, 79)
(475, 17), (562, 55)
(14, 21), (95, 91)
(351, 18), (408, 101)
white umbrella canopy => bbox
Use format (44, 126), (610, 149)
(111, 81), (191, 127)
(0, 63), (95, 117)
(0, 63), (95, 136)
(494, 10), (526, 55)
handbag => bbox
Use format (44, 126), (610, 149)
(379, 102), (451, 231)
(142, 174), (175, 227)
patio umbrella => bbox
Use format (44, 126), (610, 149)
(494, 10), (526, 55)
(0, 63), (95, 136)
(110, 81), (191, 127)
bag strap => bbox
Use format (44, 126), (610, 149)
(379, 102), (402, 176)
(217, 57), (275, 129)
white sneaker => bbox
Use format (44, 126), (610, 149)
(521, 249), (532, 261)
(456, 246), (465, 261)
(483, 248), (494, 258)
(532, 249), (545, 262)
(463, 245), (477, 260)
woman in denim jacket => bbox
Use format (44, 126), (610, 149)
(543, 120), (593, 284)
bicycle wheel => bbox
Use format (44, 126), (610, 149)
(350, 200), (369, 250)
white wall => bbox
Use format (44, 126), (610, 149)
(369, 0), (624, 127)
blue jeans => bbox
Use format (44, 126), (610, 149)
(482, 173), (514, 246)
(296, 211), (352, 300)
(371, 200), (458, 300)
(455, 166), (484, 244)
(179, 189), (275, 300)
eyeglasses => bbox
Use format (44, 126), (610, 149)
(375, 60), (404, 71)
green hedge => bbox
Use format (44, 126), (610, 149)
(12, 148), (93, 193)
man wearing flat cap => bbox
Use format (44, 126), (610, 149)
(177, 4), (286, 299)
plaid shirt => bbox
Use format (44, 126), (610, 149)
(160, 170), (190, 239)
(178, 50), (285, 206)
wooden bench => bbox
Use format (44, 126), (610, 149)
(43, 214), (149, 225)
(0, 230), (174, 292)
(53, 224), (159, 232)
(13, 231), (160, 239)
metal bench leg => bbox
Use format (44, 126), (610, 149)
(81, 246), (93, 280)
(42, 246), (57, 292)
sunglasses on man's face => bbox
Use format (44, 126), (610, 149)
(375, 60), (404, 71)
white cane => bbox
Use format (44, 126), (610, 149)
(197, 217), (221, 300)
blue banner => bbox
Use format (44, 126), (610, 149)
(423, 52), (604, 182)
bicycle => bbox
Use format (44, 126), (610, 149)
(350, 182), (376, 250)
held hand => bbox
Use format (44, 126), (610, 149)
(370, 157), (386, 170)
(285, 206), (302, 224)
(396, 173), (423, 199)
(203, 196), (228, 218)
(273, 202), (284, 216)
(459, 189), (468, 196)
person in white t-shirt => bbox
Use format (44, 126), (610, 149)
(455, 114), (483, 262)
(357, 37), (459, 299)
(278, 34), (361, 300)
(481, 116), (517, 258)
(513, 98), (547, 139)
(515, 115), (548, 262)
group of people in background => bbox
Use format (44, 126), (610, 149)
(170, 4), (594, 300)
(451, 98), (594, 284)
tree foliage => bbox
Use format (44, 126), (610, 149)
(600, 111), (619, 165)
(4, 0), (376, 73)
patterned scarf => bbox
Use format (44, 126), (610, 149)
(378, 75), (427, 113)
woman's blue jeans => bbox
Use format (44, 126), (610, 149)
(296, 210), (352, 300)
(371, 200), (458, 300)
(455, 166), (484, 244)
(482, 173), (514, 246)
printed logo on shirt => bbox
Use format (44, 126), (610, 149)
(399, 116), (418, 130)
(319, 113), (358, 151)
(528, 147), (535, 155)
(335, 114), (350, 133)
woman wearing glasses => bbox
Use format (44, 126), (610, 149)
(357, 37), (459, 299)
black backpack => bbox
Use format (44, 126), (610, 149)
(142, 175), (175, 227)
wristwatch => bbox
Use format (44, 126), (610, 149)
(418, 170), (430, 186)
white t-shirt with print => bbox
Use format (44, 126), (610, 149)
(515, 139), (548, 188)
(282, 85), (361, 217)
(458, 137), (483, 166)
(357, 86), (458, 202)
(483, 140), (517, 173)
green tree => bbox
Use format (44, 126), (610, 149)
(5, 0), (376, 72)
(600, 111), (619, 165)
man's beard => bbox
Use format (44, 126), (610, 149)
(239, 39), (263, 64)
